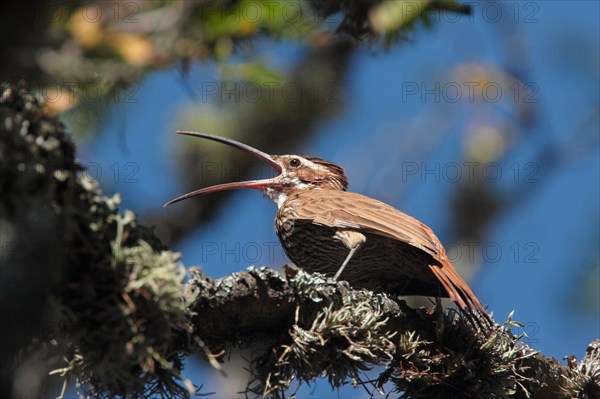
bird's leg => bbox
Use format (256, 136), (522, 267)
(334, 245), (360, 280)
(332, 230), (366, 280)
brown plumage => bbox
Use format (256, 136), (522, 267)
(165, 132), (488, 318)
(276, 189), (485, 312)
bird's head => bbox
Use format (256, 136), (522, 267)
(164, 132), (348, 208)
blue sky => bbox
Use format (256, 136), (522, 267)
(77, 1), (599, 397)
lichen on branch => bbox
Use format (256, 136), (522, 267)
(1, 82), (597, 399)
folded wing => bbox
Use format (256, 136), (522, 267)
(290, 189), (485, 313)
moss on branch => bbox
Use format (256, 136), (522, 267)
(1, 82), (597, 399)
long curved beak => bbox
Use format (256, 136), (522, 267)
(163, 131), (283, 207)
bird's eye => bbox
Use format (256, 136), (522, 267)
(289, 158), (301, 168)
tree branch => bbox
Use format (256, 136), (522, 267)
(189, 265), (596, 399)
(1, 82), (597, 398)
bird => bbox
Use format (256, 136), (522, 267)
(164, 131), (489, 320)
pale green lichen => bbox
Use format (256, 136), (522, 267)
(1, 82), (198, 398)
(252, 270), (397, 397)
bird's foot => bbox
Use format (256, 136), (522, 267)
(336, 279), (352, 294)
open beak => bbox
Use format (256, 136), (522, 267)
(163, 131), (283, 207)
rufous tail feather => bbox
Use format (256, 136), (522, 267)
(428, 260), (493, 327)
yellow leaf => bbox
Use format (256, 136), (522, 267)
(68, 9), (104, 48)
(370, 0), (430, 34)
(109, 33), (156, 67)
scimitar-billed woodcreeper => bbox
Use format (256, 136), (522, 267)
(165, 132), (492, 326)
